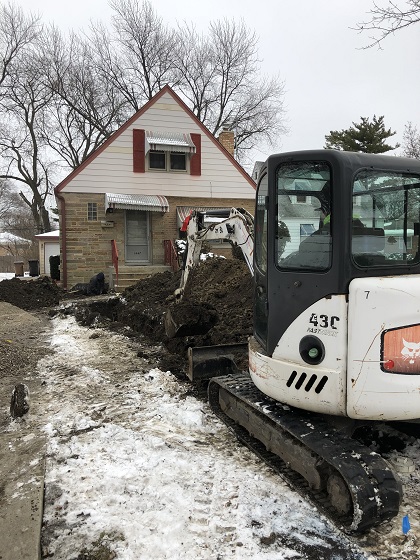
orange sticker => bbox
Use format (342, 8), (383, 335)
(383, 325), (420, 374)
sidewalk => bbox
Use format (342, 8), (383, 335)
(0, 430), (46, 560)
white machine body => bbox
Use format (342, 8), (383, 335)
(249, 275), (420, 421)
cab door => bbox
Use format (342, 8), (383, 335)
(254, 173), (269, 346)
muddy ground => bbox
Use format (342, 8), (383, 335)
(60, 257), (253, 375)
(1, 261), (420, 559)
(0, 258), (253, 413)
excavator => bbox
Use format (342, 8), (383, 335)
(166, 149), (420, 533)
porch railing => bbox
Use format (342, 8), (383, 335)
(163, 239), (179, 272)
(111, 239), (119, 286)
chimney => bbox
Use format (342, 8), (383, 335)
(218, 126), (235, 157)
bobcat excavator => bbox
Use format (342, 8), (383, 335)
(167, 149), (420, 533)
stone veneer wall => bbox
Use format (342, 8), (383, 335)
(59, 192), (255, 287)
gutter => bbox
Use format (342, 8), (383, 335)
(55, 192), (67, 289)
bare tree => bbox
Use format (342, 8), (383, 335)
(0, 1), (41, 88)
(0, 179), (20, 223)
(0, 45), (54, 233)
(105, 0), (179, 106)
(93, 3), (287, 162)
(175, 19), (286, 161)
(355, 1), (420, 48)
(39, 27), (127, 169)
(172, 24), (217, 124)
(402, 121), (420, 158)
(0, 0), (287, 196)
(0, 179), (37, 259)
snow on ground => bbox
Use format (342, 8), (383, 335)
(0, 273), (15, 281)
(10, 314), (420, 559)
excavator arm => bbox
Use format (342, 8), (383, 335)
(176, 207), (254, 299)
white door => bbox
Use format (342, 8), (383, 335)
(44, 243), (60, 274)
(125, 210), (150, 263)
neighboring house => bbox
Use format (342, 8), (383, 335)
(55, 85), (256, 289)
(0, 232), (31, 256)
(34, 230), (60, 275)
(251, 161), (265, 182)
(0, 232), (32, 274)
(279, 198), (320, 259)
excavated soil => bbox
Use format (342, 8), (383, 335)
(0, 276), (63, 310)
(0, 258), (253, 378)
(70, 257), (253, 374)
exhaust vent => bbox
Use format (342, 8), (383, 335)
(286, 371), (328, 394)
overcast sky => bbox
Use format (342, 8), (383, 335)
(12, 0), (420, 162)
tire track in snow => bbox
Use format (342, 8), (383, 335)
(32, 316), (371, 559)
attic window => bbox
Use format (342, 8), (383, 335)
(149, 151), (166, 170)
(148, 150), (187, 172)
(133, 129), (201, 176)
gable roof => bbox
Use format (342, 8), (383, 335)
(0, 232), (31, 244)
(55, 85), (255, 194)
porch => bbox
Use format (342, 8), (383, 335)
(108, 238), (179, 291)
(108, 264), (173, 291)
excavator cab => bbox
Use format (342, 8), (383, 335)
(252, 150), (420, 420)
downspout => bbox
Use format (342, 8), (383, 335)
(55, 192), (68, 289)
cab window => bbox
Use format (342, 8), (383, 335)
(276, 161), (332, 270)
(352, 171), (420, 267)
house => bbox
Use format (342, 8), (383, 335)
(34, 230), (60, 275)
(0, 232), (31, 257)
(54, 85), (256, 289)
(0, 232), (32, 274)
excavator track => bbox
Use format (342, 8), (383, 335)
(208, 374), (402, 533)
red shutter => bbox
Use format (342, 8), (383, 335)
(133, 129), (145, 173)
(190, 133), (201, 176)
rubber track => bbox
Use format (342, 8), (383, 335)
(208, 374), (402, 533)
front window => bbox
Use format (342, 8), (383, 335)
(149, 150), (187, 172)
(276, 161), (332, 270)
(87, 202), (98, 221)
(170, 153), (186, 170)
(352, 170), (420, 267)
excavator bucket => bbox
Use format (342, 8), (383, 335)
(164, 301), (218, 338)
(187, 343), (248, 381)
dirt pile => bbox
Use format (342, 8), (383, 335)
(0, 258), (254, 374)
(64, 257), (253, 374)
(116, 257), (253, 373)
(0, 276), (64, 310)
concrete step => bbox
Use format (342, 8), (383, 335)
(110, 265), (173, 291)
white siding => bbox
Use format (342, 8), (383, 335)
(60, 92), (255, 200)
(282, 218), (319, 257)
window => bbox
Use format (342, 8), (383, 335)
(149, 151), (166, 170)
(255, 181), (268, 274)
(170, 153), (186, 170)
(351, 170), (420, 267)
(87, 202), (98, 221)
(148, 150), (187, 172)
(300, 223), (315, 240)
(277, 161), (332, 270)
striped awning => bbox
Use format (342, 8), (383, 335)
(176, 207), (227, 228)
(145, 131), (196, 154)
(106, 193), (169, 213)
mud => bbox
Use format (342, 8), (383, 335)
(0, 276), (64, 310)
(50, 258), (253, 375)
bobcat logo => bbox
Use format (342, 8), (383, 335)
(401, 339), (420, 364)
